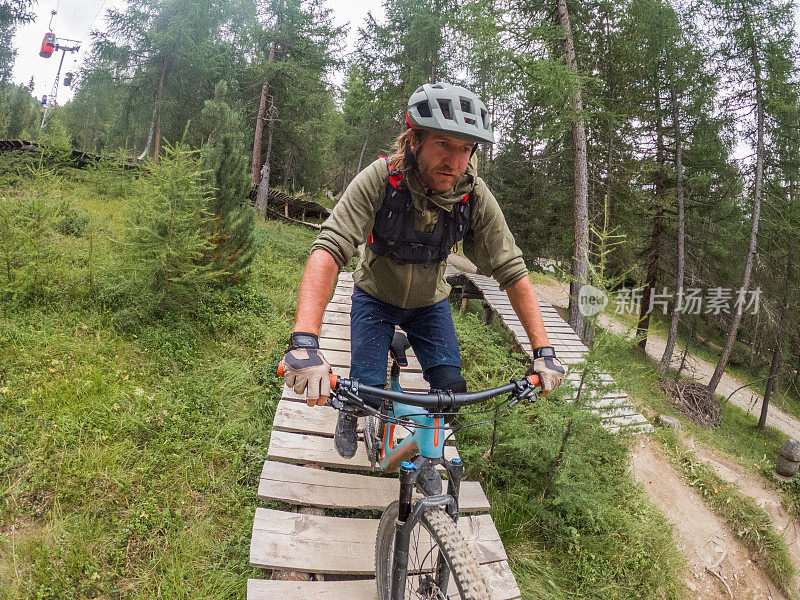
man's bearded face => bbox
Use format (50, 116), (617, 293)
(411, 132), (475, 194)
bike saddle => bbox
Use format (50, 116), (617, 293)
(390, 331), (411, 367)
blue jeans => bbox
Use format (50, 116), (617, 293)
(349, 287), (462, 389)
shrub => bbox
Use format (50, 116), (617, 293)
(54, 200), (90, 236)
(111, 143), (215, 322)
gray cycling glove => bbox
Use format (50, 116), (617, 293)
(526, 346), (565, 396)
(283, 332), (331, 406)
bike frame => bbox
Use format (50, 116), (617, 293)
(377, 372), (451, 472)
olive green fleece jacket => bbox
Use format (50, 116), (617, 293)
(312, 156), (528, 309)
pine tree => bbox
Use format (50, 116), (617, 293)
(0, 0), (36, 82)
(200, 81), (257, 284)
(703, 0), (795, 395)
(115, 143), (215, 320)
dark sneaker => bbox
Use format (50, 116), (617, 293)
(334, 412), (358, 459)
(415, 463), (443, 496)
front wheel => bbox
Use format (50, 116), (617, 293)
(374, 500), (491, 600)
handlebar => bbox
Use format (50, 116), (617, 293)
(278, 361), (540, 411)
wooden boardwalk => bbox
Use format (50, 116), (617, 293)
(248, 268), (650, 599)
(445, 267), (651, 435)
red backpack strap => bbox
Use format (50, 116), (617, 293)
(382, 155), (404, 190)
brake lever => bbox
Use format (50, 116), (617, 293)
(326, 394), (345, 411)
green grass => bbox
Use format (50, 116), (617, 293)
(595, 328), (787, 476)
(601, 302), (800, 419)
(0, 159), (319, 598)
(593, 327), (800, 590)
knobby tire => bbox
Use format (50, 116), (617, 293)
(375, 500), (491, 600)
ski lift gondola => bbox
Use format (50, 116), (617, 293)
(40, 32), (56, 58)
(41, 95), (48, 105)
(64, 72), (73, 86)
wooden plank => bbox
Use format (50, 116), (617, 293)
(273, 400), (454, 446)
(324, 302), (352, 314)
(606, 422), (654, 435)
(604, 413), (649, 428)
(321, 323), (352, 339)
(268, 430), (458, 471)
(248, 579), (373, 600)
(248, 559), (520, 599)
(319, 337), (352, 352)
(250, 507), (507, 574)
(273, 399), (355, 437)
(323, 311), (351, 326)
(258, 461), (490, 513)
(591, 406), (645, 420)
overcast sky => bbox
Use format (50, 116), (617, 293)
(10, 0), (381, 104)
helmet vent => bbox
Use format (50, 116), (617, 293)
(416, 101), (432, 118)
(481, 109), (489, 128)
(460, 98), (474, 115)
(464, 117), (476, 126)
(437, 99), (454, 121)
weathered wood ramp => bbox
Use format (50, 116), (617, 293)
(248, 271), (521, 599)
(445, 267), (652, 435)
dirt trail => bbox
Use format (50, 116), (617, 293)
(529, 280), (800, 440)
(690, 440), (800, 576)
(632, 436), (788, 599)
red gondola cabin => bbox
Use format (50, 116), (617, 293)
(40, 33), (56, 58)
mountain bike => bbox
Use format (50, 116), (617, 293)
(280, 333), (542, 600)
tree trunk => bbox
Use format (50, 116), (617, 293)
(760, 257), (791, 429)
(677, 315), (696, 379)
(637, 87), (665, 351)
(252, 41), (276, 186)
(558, 0), (590, 346)
(138, 101), (158, 161)
(356, 134), (369, 173)
(252, 81), (269, 185)
(152, 63), (166, 163)
(256, 102), (275, 215)
(749, 307), (761, 367)
(707, 37), (764, 395)
(660, 78), (685, 376)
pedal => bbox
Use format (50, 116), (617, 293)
(364, 415), (379, 471)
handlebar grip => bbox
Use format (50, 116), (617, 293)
(277, 362), (338, 390)
(526, 373), (541, 388)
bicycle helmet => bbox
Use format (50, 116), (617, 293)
(406, 82), (494, 144)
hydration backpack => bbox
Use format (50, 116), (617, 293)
(367, 157), (472, 266)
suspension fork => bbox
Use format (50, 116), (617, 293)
(391, 461), (459, 600)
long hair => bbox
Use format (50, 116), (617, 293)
(389, 127), (428, 172)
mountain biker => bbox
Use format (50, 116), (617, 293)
(282, 82), (565, 488)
